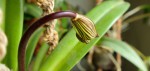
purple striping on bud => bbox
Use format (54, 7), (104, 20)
(71, 13), (99, 43)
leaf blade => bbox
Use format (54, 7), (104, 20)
(26, 28), (44, 70)
(4, 0), (23, 70)
(100, 37), (148, 71)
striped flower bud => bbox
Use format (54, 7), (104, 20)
(71, 14), (99, 43)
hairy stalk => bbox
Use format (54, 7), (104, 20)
(18, 11), (76, 71)
(36, 0), (58, 53)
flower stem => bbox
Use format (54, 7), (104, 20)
(18, 11), (76, 71)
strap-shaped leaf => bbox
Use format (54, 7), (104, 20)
(100, 37), (147, 71)
(32, 43), (49, 71)
(26, 28), (44, 70)
(4, 0), (23, 70)
(39, 1), (130, 71)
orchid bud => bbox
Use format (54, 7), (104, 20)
(71, 14), (98, 43)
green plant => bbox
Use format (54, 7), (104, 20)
(0, 0), (23, 71)
(0, 0), (149, 71)
(20, 1), (131, 71)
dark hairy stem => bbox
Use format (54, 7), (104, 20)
(18, 11), (76, 71)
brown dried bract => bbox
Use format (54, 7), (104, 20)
(36, 0), (59, 53)
(0, 29), (7, 61)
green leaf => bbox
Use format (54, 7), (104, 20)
(26, 28), (44, 70)
(4, 0), (23, 71)
(39, 1), (130, 71)
(100, 37), (148, 71)
(24, 3), (42, 18)
(32, 43), (49, 71)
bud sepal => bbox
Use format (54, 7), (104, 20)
(71, 14), (99, 43)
